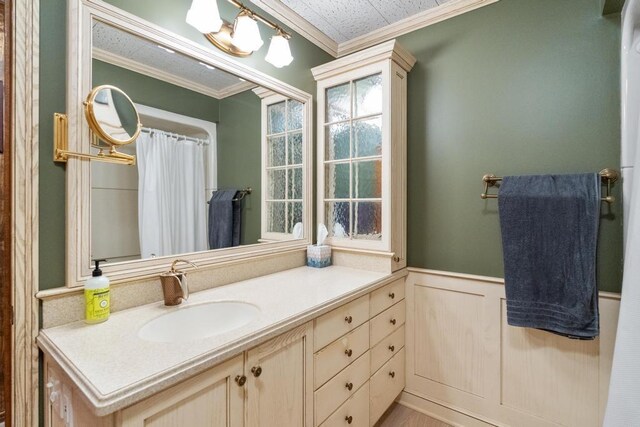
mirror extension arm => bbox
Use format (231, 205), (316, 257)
(53, 113), (136, 165)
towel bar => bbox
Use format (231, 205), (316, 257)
(481, 168), (618, 203)
(207, 187), (252, 204)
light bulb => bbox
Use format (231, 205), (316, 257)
(186, 0), (223, 34)
(231, 13), (264, 52)
(265, 34), (293, 68)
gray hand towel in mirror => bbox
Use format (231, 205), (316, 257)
(209, 189), (238, 250)
(498, 173), (601, 339)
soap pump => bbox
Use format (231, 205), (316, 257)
(85, 259), (110, 324)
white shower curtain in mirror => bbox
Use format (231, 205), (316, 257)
(136, 130), (208, 259)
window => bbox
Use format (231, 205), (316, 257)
(263, 96), (304, 239)
(323, 73), (383, 241)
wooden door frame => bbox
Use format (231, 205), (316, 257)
(11, 0), (39, 425)
(1, 0), (11, 423)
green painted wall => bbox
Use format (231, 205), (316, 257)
(399, 0), (623, 292)
(38, 0), (331, 290)
(217, 91), (262, 245)
(93, 60), (220, 122)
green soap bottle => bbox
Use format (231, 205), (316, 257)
(85, 259), (110, 324)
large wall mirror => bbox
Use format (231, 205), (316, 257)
(64, 2), (312, 286)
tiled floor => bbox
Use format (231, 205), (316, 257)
(376, 403), (454, 427)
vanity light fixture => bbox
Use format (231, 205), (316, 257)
(186, 0), (294, 67)
(186, 0), (223, 34)
(265, 30), (294, 68)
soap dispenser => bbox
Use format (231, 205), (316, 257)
(85, 259), (110, 324)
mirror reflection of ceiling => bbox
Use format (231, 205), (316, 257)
(276, 0), (452, 43)
(92, 21), (256, 99)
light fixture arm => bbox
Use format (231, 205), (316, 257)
(227, 0), (291, 38)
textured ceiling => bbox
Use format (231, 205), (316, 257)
(92, 21), (247, 94)
(279, 0), (452, 43)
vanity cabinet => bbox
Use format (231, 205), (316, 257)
(311, 40), (415, 271)
(43, 279), (405, 427)
(45, 323), (313, 427)
(118, 355), (244, 427)
(312, 278), (406, 427)
(245, 323), (314, 426)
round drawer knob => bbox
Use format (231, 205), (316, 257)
(344, 348), (353, 357)
(345, 415), (353, 424)
(390, 318), (397, 325)
(345, 382), (353, 391)
(389, 371), (396, 378)
(393, 256), (400, 262)
(251, 366), (262, 377)
(235, 375), (247, 386)
(389, 292), (395, 299)
(388, 345), (395, 352)
(344, 315), (353, 324)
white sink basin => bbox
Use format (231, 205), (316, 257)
(138, 301), (260, 343)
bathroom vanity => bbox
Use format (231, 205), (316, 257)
(40, 267), (406, 426)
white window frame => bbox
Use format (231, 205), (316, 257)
(259, 92), (307, 241)
(317, 62), (392, 252)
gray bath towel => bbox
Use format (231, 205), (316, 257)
(498, 173), (601, 339)
(208, 190), (241, 249)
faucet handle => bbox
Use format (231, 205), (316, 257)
(170, 259), (198, 272)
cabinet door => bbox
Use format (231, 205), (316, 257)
(119, 355), (244, 427)
(246, 322), (314, 427)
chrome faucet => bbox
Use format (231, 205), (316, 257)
(160, 259), (198, 306)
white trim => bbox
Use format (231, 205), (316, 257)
(93, 48), (256, 99)
(65, 0), (314, 287)
(253, 0), (500, 58)
(12, 0), (40, 425)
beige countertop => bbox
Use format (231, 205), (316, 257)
(38, 265), (401, 416)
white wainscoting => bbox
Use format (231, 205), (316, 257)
(402, 268), (620, 427)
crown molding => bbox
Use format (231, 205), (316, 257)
(92, 48), (255, 99)
(249, 0), (339, 57)
(255, 0), (499, 58)
(311, 39), (416, 81)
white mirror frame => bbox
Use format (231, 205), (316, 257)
(66, 0), (313, 287)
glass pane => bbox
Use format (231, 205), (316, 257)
(288, 132), (303, 165)
(325, 122), (350, 161)
(288, 201), (303, 233)
(325, 163), (350, 199)
(354, 201), (382, 240)
(353, 117), (382, 158)
(268, 169), (286, 200)
(326, 201), (351, 238)
(267, 101), (286, 134)
(288, 167), (303, 200)
(287, 100), (303, 131)
(268, 135), (286, 167)
(267, 202), (286, 233)
(326, 83), (350, 123)
(354, 73), (382, 117)
(353, 160), (382, 199)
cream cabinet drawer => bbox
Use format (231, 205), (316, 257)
(370, 279), (405, 317)
(315, 322), (370, 389)
(320, 382), (369, 427)
(370, 300), (405, 347)
(370, 348), (405, 426)
(315, 295), (370, 351)
(370, 325), (404, 374)
(315, 352), (370, 426)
